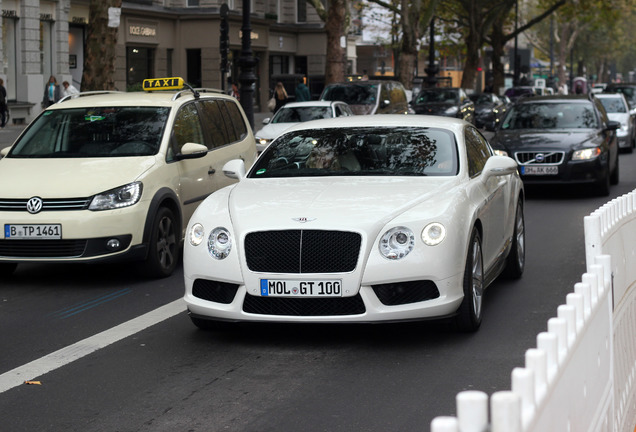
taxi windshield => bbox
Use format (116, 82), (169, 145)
(8, 106), (170, 158)
(249, 126), (458, 178)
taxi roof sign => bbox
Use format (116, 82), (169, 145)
(142, 77), (185, 91)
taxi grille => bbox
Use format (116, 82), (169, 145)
(0, 197), (92, 212)
(244, 230), (361, 273)
(0, 239), (87, 257)
(243, 293), (366, 316)
(514, 151), (564, 165)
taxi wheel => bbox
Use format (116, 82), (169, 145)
(0, 263), (17, 276)
(145, 207), (179, 278)
(454, 228), (484, 332)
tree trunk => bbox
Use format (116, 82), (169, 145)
(490, 19), (506, 95)
(324, 0), (347, 85)
(81, 0), (122, 91)
(397, 0), (419, 89)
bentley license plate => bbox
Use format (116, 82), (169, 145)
(521, 166), (558, 175)
(4, 224), (62, 239)
(260, 279), (342, 297)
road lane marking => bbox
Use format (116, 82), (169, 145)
(50, 288), (133, 319)
(0, 299), (186, 394)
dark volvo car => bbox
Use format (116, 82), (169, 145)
(489, 95), (620, 195)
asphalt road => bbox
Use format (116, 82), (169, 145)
(1, 146), (635, 431)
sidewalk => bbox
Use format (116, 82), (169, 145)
(0, 111), (272, 149)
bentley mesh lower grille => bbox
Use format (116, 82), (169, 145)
(243, 293), (366, 316)
(0, 239), (87, 258)
(192, 279), (239, 304)
(372, 280), (440, 306)
(244, 230), (362, 273)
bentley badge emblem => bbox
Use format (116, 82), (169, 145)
(292, 217), (316, 223)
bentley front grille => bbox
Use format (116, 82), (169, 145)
(244, 230), (362, 273)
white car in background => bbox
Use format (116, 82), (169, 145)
(595, 92), (635, 152)
(254, 101), (353, 152)
(184, 115), (525, 332)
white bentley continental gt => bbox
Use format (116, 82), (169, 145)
(183, 115), (525, 331)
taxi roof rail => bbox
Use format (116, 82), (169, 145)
(59, 91), (124, 103)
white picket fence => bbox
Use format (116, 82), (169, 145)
(431, 190), (636, 432)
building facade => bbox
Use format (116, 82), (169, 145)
(1, 0), (352, 123)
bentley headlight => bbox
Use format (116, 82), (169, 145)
(379, 227), (415, 260)
(422, 222), (446, 246)
(89, 182), (142, 211)
(208, 227), (232, 259)
(572, 147), (601, 161)
(189, 223), (205, 246)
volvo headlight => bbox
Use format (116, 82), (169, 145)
(422, 223), (446, 246)
(89, 182), (142, 211)
(572, 147), (601, 161)
(379, 227), (415, 260)
(208, 227), (232, 259)
(189, 223), (205, 246)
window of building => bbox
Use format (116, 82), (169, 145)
(297, 0), (306, 22)
(269, 55), (290, 76)
(187, 0), (200, 6)
(126, 47), (154, 90)
(186, 49), (202, 88)
(40, 20), (54, 79)
(2, 17), (17, 101)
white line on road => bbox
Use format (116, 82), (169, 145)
(0, 299), (186, 394)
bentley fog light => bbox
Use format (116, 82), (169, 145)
(208, 227), (232, 259)
(189, 223), (205, 246)
(379, 227), (415, 260)
(89, 182), (142, 211)
(422, 222), (446, 246)
(572, 147), (601, 161)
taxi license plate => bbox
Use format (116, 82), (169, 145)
(521, 166), (558, 175)
(260, 279), (342, 297)
(4, 224), (62, 239)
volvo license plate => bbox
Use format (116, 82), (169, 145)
(4, 224), (62, 239)
(260, 279), (342, 297)
(521, 166), (558, 175)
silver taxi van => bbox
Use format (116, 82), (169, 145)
(0, 77), (257, 277)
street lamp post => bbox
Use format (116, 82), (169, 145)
(238, 0), (257, 129)
(424, 17), (438, 88)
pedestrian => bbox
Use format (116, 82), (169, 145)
(295, 80), (311, 102)
(230, 82), (240, 100)
(62, 80), (79, 98)
(42, 75), (61, 107)
(273, 81), (288, 113)
(0, 78), (7, 128)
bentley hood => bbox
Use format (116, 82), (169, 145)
(222, 177), (458, 234)
(0, 156), (157, 198)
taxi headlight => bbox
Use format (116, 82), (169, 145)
(379, 227), (415, 260)
(208, 227), (232, 259)
(572, 147), (601, 161)
(89, 182), (142, 211)
(422, 223), (446, 246)
(189, 223), (205, 246)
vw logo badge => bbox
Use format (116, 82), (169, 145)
(535, 153), (545, 163)
(26, 197), (43, 214)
